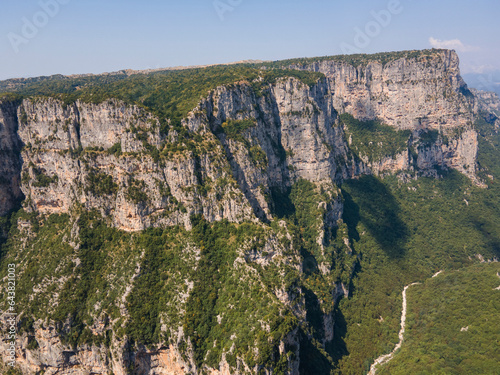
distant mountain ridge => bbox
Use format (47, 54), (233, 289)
(463, 71), (500, 97)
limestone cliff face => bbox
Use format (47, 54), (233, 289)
(0, 49), (488, 375)
(290, 49), (479, 180)
(200, 77), (354, 222)
(14, 97), (254, 231)
(294, 50), (473, 130)
(12, 318), (198, 375)
(1, 76), (355, 231)
(0, 51), (482, 228)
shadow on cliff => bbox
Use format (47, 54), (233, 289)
(326, 306), (349, 367)
(303, 287), (325, 340)
(341, 176), (409, 258)
(298, 328), (334, 375)
(0, 100), (25, 261)
(215, 136), (269, 222)
(0, 213), (13, 260)
(0, 198), (25, 261)
(299, 292), (349, 373)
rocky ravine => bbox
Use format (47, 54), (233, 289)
(0, 49), (490, 375)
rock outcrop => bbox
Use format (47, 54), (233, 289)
(287, 49), (480, 180)
(293, 50), (473, 130)
(472, 88), (500, 116)
(13, 97), (255, 231)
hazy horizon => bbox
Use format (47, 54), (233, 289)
(2, 0), (500, 90)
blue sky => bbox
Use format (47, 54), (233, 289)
(1, 0), (499, 82)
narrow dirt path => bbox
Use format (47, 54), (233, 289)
(367, 282), (421, 375)
(432, 270), (444, 278)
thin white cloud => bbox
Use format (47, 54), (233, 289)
(466, 64), (496, 74)
(429, 37), (479, 53)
